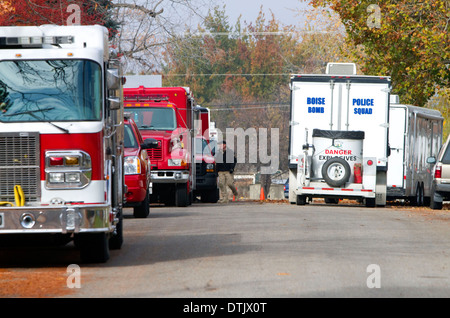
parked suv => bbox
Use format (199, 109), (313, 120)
(124, 115), (158, 217)
(430, 134), (450, 210)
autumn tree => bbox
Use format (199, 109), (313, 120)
(163, 6), (303, 179)
(0, 0), (117, 32)
(302, 0), (450, 107)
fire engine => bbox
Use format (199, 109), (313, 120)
(0, 25), (125, 263)
(123, 86), (196, 207)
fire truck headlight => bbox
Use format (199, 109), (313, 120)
(65, 172), (81, 183)
(45, 150), (92, 189)
(124, 156), (141, 175)
(49, 172), (65, 183)
(168, 159), (182, 166)
(206, 163), (214, 172)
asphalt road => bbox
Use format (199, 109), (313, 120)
(1, 200), (450, 299)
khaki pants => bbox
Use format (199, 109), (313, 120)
(218, 171), (238, 203)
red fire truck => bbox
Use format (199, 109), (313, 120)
(123, 86), (196, 207)
(0, 25), (125, 263)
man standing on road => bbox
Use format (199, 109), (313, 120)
(216, 140), (238, 203)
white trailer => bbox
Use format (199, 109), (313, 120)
(387, 97), (443, 205)
(288, 63), (391, 207)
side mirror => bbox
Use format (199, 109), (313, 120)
(106, 68), (120, 90)
(108, 97), (121, 110)
(427, 156), (436, 164)
(142, 138), (159, 149)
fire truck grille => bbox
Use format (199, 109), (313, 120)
(0, 132), (40, 202)
(147, 147), (162, 161)
(196, 162), (206, 176)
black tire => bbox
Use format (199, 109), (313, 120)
(133, 188), (150, 218)
(109, 215), (123, 250)
(77, 232), (110, 263)
(430, 186), (443, 210)
(325, 198), (339, 204)
(413, 183), (424, 206)
(365, 198), (376, 207)
(296, 195), (307, 205)
(322, 158), (351, 187)
(202, 188), (220, 203)
(175, 183), (188, 207)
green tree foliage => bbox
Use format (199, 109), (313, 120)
(303, 0), (450, 107)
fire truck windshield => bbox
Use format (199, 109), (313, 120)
(0, 59), (102, 122)
(127, 107), (177, 131)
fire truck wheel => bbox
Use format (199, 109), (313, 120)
(202, 188), (220, 203)
(176, 183), (188, 207)
(109, 215), (123, 250)
(77, 232), (110, 263)
(133, 189), (150, 218)
(322, 158), (351, 187)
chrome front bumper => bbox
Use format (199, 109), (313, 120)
(151, 170), (189, 183)
(0, 204), (114, 234)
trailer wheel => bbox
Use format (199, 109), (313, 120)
(322, 158), (351, 187)
(414, 183), (424, 206)
(296, 195), (307, 205)
(365, 198), (376, 207)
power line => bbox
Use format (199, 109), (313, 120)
(205, 103), (290, 111)
(162, 73), (292, 77)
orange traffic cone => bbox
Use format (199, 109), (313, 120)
(260, 186), (265, 200)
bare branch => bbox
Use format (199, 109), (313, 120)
(112, 1), (164, 18)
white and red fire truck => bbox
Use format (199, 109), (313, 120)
(0, 25), (125, 263)
(123, 86), (196, 207)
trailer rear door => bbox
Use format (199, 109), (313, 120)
(289, 76), (390, 168)
(387, 106), (406, 188)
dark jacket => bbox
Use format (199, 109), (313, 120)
(216, 148), (237, 173)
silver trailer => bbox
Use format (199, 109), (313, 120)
(387, 97), (443, 205)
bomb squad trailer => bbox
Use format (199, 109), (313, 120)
(288, 63), (391, 207)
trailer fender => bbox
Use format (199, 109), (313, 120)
(375, 170), (387, 206)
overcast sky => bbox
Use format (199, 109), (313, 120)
(160, 0), (310, 30)
(218, 0), (306, 26)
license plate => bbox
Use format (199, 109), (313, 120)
(0, 213), (3, 228)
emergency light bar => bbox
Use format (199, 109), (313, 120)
(0, 36), (74, 47)
(124, 94), (170, 102)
